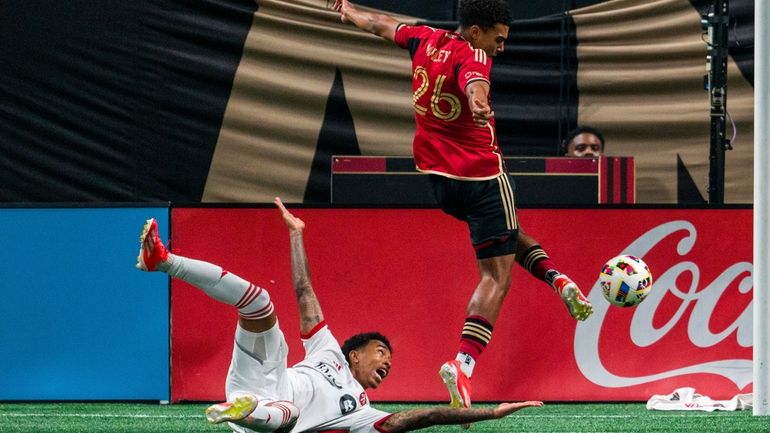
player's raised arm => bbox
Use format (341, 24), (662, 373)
(333, 0), (399, 42)
(275, 197), (324, 335)
(379, 401), (544, 433)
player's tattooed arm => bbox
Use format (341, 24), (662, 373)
(380, 407), (495, 432)
(275, 197), (325, 334)
(289, 230), (325, 333)
(379, 401), (543, 433)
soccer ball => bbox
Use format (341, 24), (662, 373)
(599, 255), (653, 307)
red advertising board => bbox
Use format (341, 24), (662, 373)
(170, 208), (752, 402)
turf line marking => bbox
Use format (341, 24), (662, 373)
(0, 413), (748, 420)
(515, 414), (748, 418)
(0, 413), (202, 419)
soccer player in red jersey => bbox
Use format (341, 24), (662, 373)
(334, 0), (593, 413)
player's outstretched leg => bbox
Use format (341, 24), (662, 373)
(516, 237), (593, 321)
(553, 274), (593, 321)
(134, 218), (275, 322)
(207, 395), (299, 433)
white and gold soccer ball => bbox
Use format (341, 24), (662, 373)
(599, 255), (653, 307)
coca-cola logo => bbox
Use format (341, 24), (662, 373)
(574, 220), (753, 388)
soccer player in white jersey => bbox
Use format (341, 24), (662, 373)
(136, 197), (543, 432)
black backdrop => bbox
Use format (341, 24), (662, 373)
(0, 0), (754, 202)
(354, 0), (608, 21)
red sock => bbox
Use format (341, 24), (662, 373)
(518, 245), (561, 286)
(458, 315), (493, 360)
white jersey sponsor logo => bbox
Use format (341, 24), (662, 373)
(312, 361), (344, 389)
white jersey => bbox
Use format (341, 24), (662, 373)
(288, 326), (391, 432)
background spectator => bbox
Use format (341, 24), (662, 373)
(562, 126), (605, 157)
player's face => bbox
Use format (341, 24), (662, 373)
(349, 340), (392, 389)
(471, 23), (509, 57)
(567, 133), (603, 157)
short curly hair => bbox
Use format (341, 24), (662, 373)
(562, 125), (606, 154)
(341, 332), (392, 364)
(458, 0), (512, 30)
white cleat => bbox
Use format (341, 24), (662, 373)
(554, 275), (593, 321)
(439, 360), (472, 429)
(205, 395), (258, 424)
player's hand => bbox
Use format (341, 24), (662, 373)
(471, 98), (494, 127)
(493, 401), (544, 418)
(275, 197), (305, 233)
(333, 0), (353, 23)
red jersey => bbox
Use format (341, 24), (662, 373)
(394, 24), (505, 180)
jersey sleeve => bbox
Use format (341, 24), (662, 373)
(456, 47), (492, 93)
(349, 406), (393, 433)
(394, 24), (434, 50)
(393, 23), (415, 48)
(302, 323), (343, 358)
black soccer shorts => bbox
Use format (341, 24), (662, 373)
(429, 173), (519, 259)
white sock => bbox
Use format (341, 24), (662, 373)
(456, 352), (476, 378)
(165, 254), (274, 319)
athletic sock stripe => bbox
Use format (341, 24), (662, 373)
(463, 322), (493, 338)
(462, 328), (492, 343)
(234, 284), (257, 309)
(520, 246), (539, 263)
(525, 251), (548, 267)
(462, 330), (491, 344)
(267, 402), (291, 425)
(521, 246), (545, 258)
(463, 323), (492, 333)
(278, 405), (289, 424)
(465, 315), (493, 328)
(461, 333), (490, 346)
(518, 245), (547, 267)
(283, 405), (293, 425)
(522, 249), (549, 271)
(462, 315), (493, 346)
(239, 302), (274, 320)
(239, 287), (262, 310)
(238, 308), (273, 320)
(253, 302), (274, 316)
(464, 321), (492, 333)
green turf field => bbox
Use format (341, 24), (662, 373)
(0, 402), (766, 432)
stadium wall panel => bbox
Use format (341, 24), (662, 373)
(170, 207), (752, 402)
(0, 207), (170, 401)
